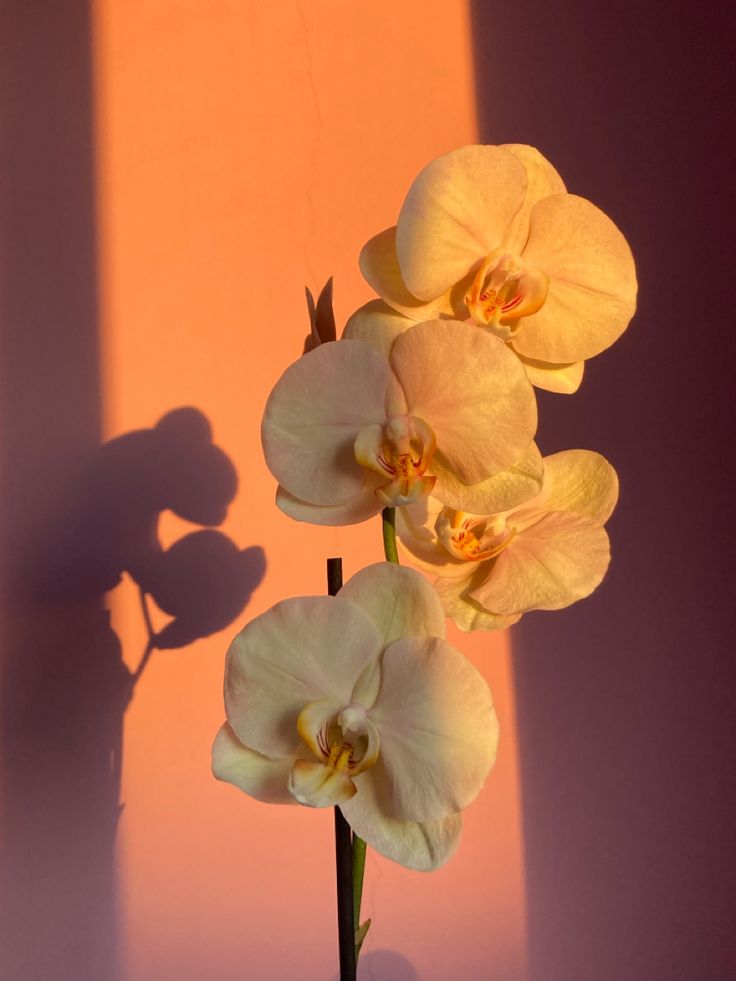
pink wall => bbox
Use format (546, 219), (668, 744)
(470, 1), (735, 978)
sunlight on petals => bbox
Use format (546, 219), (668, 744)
(213, 565), (497, 870)
(357, 143), (637, 389)
(263, 326), (537, 527)
(398, 450), (619, 630)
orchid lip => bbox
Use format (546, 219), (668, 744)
(355, 414), (437, 508)
(291, 698), (381, 808)
(464, 248), (549, 340)
(436, 508), (517, 563)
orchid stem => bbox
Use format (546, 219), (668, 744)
(327, 557), (357, 981)
(334, 806), (356, 981)
(352, 833), (367, 935)
(382, 507), (399, 564)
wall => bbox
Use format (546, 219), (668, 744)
(471, 1), (735, 978)
(2, 3), (528, 980)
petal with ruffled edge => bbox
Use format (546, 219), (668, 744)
(434, 574), (522, 633)
(431, 441), (543, 514)
(368, 636), (497, 823)
(225, 596), (382, 758)
(514, 194), (637, 364)
(390, 320), (537, 484)
(211, 723), (296, 805)
(396, 145), (528, 301)
(261, 340), (396, 506)
(508, 449), (619, 533)
(339, 562), (446, 652)
(514, 352), (585, 394)
(470, 511), (612, 614)
(341, 760), (462, 871)
(539, 450), (619, 523)
(275, 481), (384, 527)
(359, 229), (456, 320)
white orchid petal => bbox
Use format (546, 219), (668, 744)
(339, 562), (447, 651)
(225, 596), (382, 758)
(470, 512), (612, 614)
(515, 353), (585, 394)
(539, 450), (619, 523)
(390, 320), (537, 484)
(501, 143), (567, 253)
(506, 449), (619, 532)
(341, 763), (462, 871)
(211, 724), (296, 805)
(359, 228), (455, 319)
(275, 482), (384, 526)
(396, 145), (528, 300)
(432, 441), (544, 514)
(342, 299), (413, 359)
(515, 193), (637, 363)
(262, 340), (391, 506)
(369, 637), (498, 822)
(434, 575), (522, 632)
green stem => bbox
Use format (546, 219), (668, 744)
(382, 507), (399, 564)
(352, 834), (367, 935)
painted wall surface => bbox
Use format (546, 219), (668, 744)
(96, 4), (528, 980)
(470, 2), (736, 979)
(1, 2), (526, 980)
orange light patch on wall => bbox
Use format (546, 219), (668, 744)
(92, 2), (529, 978)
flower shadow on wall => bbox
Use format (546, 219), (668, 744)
(0, 407), (265, 980)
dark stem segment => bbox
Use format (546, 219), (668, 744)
(327, 556), (343, 599)
(334, 806), (356, 981)
(327, 557), (356, 981)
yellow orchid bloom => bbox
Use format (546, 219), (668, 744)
(357, 144), (637, 394)
(396, 450), (619, 630)
(262, 320), (540, 526)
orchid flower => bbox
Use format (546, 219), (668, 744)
(262, 319), (540, 526)
(357, 144), (637, 394)
(212, 563), (498, 871)
(396, 450), (619, 631)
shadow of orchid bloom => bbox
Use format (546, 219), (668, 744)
(72, 406), (265, 680)
(44, 404), (265, 677)
(137, 530), (266, 651)
(62, 406), (240, 596)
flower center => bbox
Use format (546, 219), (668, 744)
(464, 248), (549, 341)
(435, 509), (517, 562)
(354, 415), (437, 507)
(289, 700), (380, 808)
